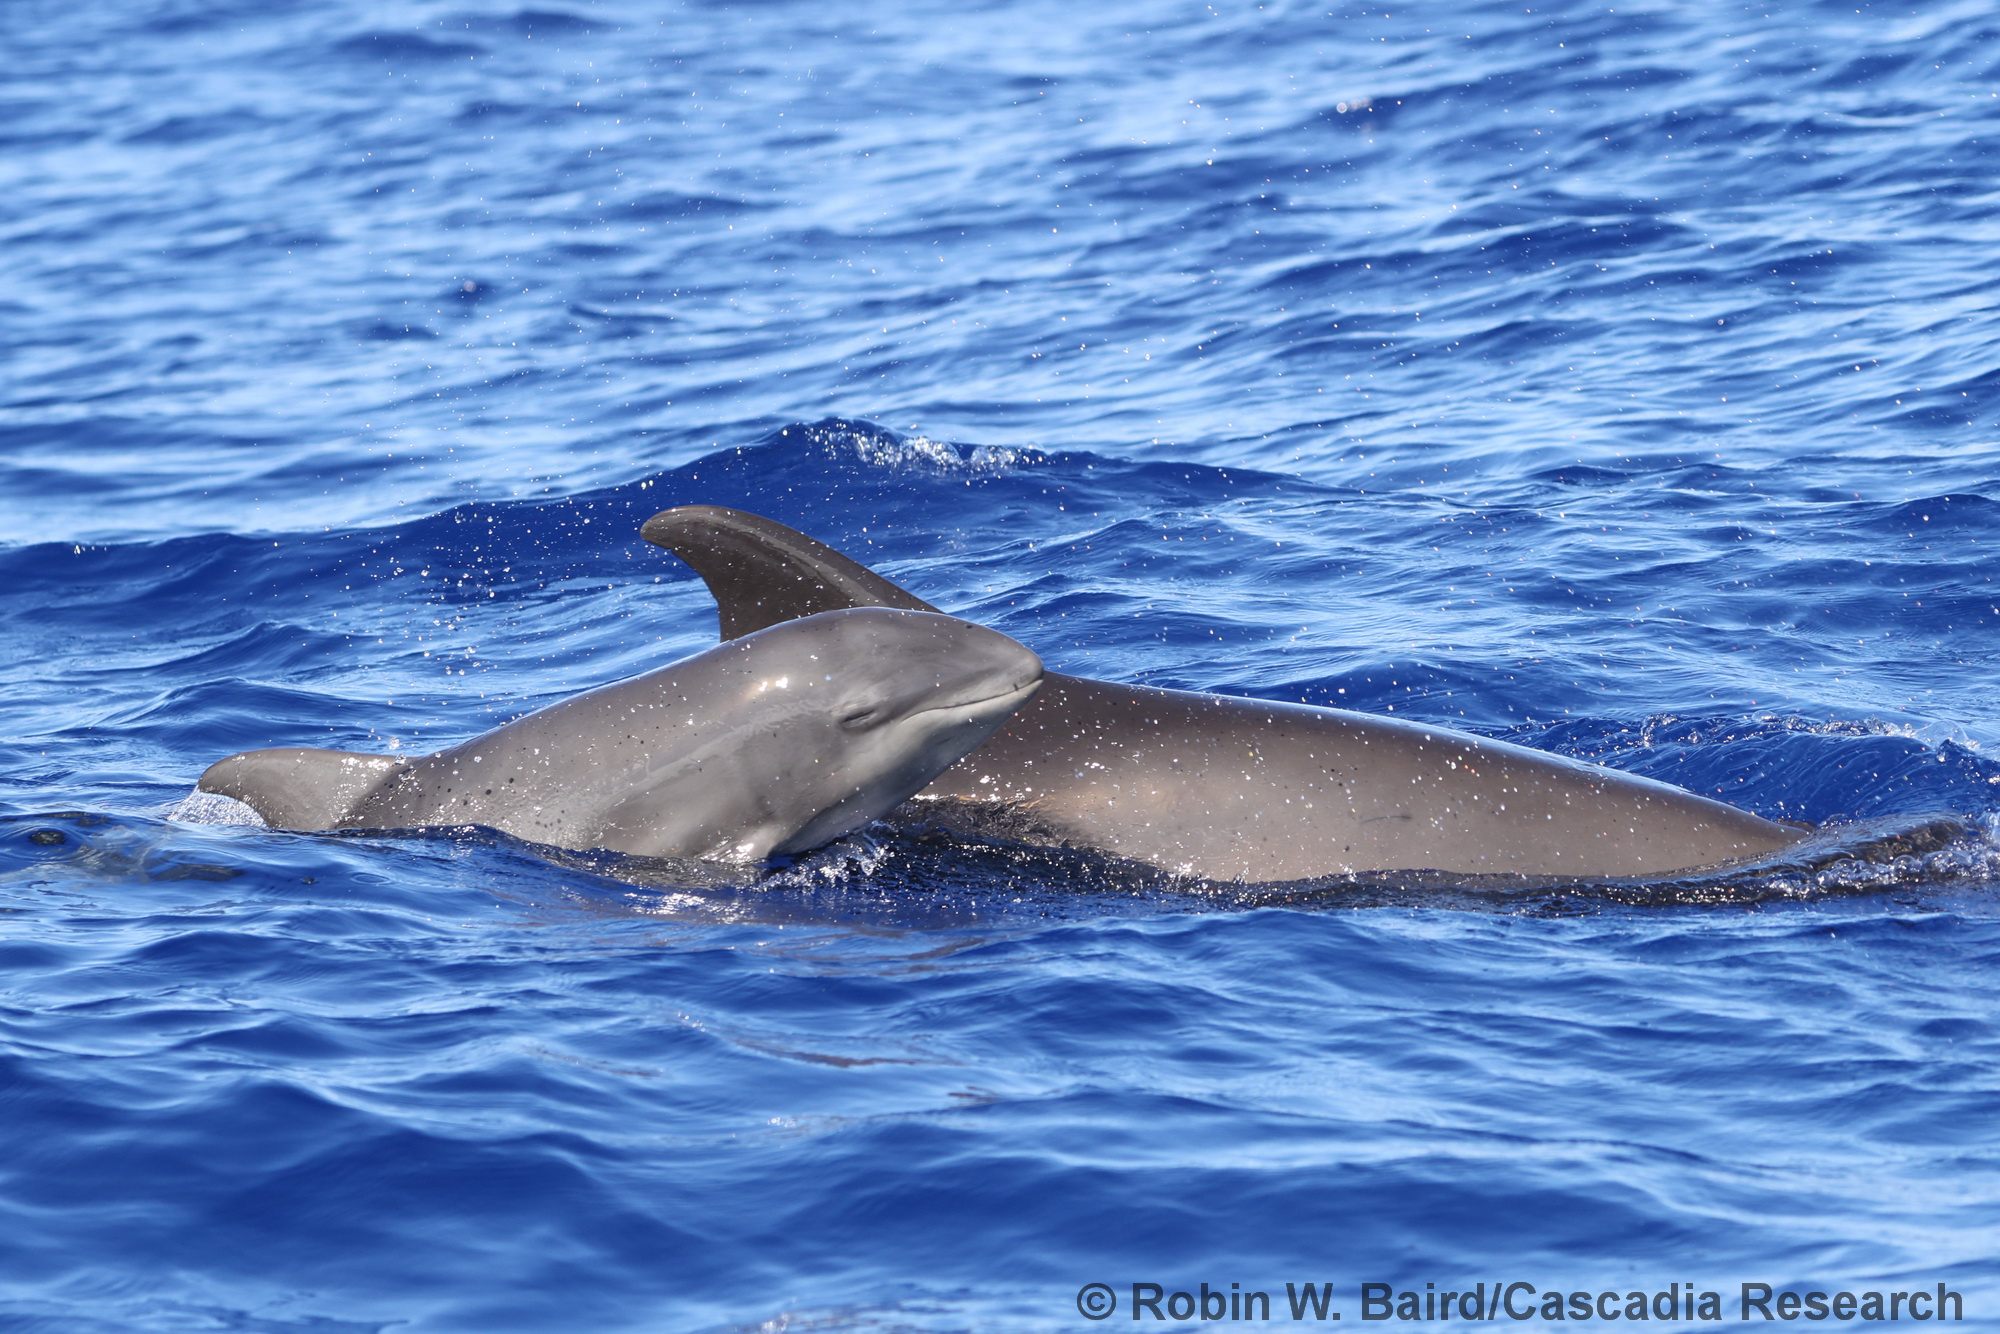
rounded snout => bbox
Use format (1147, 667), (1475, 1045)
(747, 609), (1045, 859)
(895, 614), (1044, 712)
(768, 607), (1044, 718)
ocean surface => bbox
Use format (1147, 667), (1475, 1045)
(4, 0), (2000, 1328)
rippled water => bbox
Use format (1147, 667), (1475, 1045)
(4, 0), (1999, 1329)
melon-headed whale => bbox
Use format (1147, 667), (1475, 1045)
(638, 506), (1809, 882)
(197, 608), (1044, 862)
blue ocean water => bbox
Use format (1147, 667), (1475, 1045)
(4, 0), (2000, 1328)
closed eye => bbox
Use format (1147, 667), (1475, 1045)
(839, 708), (880, 730)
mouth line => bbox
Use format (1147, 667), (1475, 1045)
(906, 675), (1043, 724)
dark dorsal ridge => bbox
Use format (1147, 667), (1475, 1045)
(639, 504), (937, 640)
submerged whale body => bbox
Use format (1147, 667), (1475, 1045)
(197, 608), (1044, 861)
(640, 506), (1809, 882)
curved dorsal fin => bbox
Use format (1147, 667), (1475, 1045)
(640, 505), (940, 640)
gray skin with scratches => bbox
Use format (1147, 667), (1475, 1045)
(640, 506), (1808, 882)
(197, 608), (1044, 861)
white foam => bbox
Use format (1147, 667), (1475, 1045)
(168, 789), (268, 827)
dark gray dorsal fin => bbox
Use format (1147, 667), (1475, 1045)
(639, 505), (940, 640)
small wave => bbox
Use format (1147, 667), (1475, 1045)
(778, 419), (1046, 473)
(330, 31), (484, 62)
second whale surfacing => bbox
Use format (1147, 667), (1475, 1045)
(640, 506), (1809, 883)
(197, 608), (1044, 862)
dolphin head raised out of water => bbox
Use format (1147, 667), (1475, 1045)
(196, 608), (1043, 862)
(662, 606), (1047, 860)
